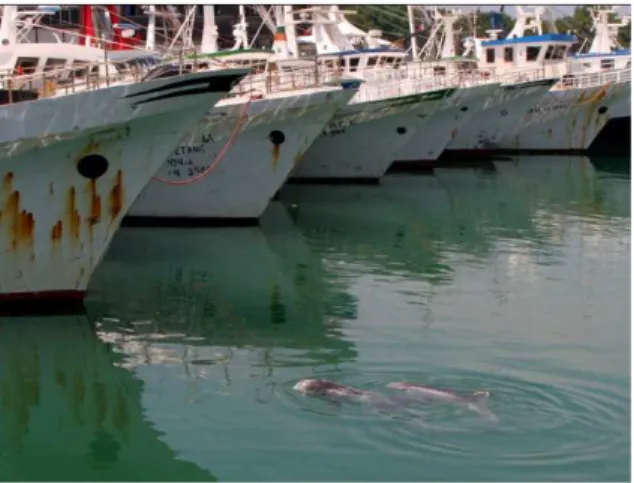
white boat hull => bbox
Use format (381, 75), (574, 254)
(290, 88), (456, 182)
(444, 78), (558, 155)
(128, 86), (356, 222)
(0, 69), (247, 306)
(497, 81), (632, 152)
(392, 83), (500, 167)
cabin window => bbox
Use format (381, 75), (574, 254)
(43, 58), (66, 73)
(433, 66), (446, 75)
(349, 57), (360, 72)
(600, 58), (615, 70)
(393, 58), (402, 69)
(367, 56), (378, 67)
(485, 48), (495, 63)
(384, 57), (395, 67)
(544, 45), (554, 60)
(526, 46), (541, 62)
(549, 45), (567, 60)
(504, 47), (513, 62)
(15, 57), (39, 75)
(71, 60), (89, 78)
(199, 62), (209, 70)
(627, 61), (631, 69)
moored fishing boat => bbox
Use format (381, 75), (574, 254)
(391, 81), (500, 170)
(445, 7), (630, 157)
(497, 67), (631, 153)
(497, 6), (632, 154)
(290, 80), (457, 183)
(285, 7), (460, 183)
(391, 8), (502, 170)
(126, 62), (360, 224)
(0, 53), (248, 311)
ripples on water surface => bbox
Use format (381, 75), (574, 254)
(0, 156), (629, 481)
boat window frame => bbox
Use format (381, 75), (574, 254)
(485, 48), (495, 63)
(15, 56), (39, 75)
(600, 58), (615, 70)
(503, 46), (513, 62)
(71, 60), (90, 79)
(544, 45), (554, 60)
(349, 56), (360, 72)
(526, 46), (541, 62)
(550, 45), (567, 60)
(43, 57), (67, 72)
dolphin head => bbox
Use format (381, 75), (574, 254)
(293, 379), (366, 399)
(293, 378), (321, 394)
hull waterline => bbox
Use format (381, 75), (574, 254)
(290, 88), (456, 183)
(496, 81), (632, 154)
(443, 78), (559, 158)
(391, 83), (500, 171)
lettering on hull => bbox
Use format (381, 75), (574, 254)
(165, 133), (217, 178)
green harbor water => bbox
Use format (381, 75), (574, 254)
(0, 156), (630, 481)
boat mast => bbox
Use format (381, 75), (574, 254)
(407, 5), (418, 60)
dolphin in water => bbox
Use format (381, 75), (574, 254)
(293, 379), (409, 414)
(386, 382), (498, 421)
(293, 379), (498, 422)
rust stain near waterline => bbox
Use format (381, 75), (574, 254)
(108, 169), (124, 223)
(51, 220), (63, 250)
(2, 172), (35, 255)
(66, 187), (81, 245)
(87, 179), (102, 226)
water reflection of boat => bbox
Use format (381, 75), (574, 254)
(491, 156), (631, 220)
(0, 315), (215, 481)
(277, 183), (457, 284)
(86, 222), (358, 365)
(278, 156), (629, 280)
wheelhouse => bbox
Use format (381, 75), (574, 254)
(479, 34), (577, 72)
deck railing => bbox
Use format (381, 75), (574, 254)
(553, 67), (631, 90)
(0, 58), (158, 104)
(1, 50), (629, 108)
(0, 53), (346, 106)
